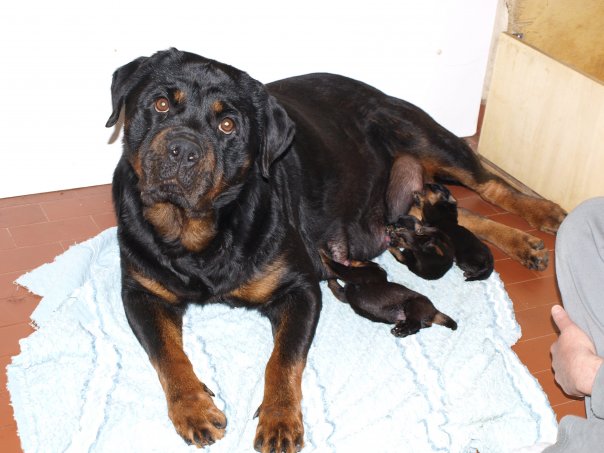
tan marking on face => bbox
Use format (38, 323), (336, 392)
(180, 215), (216, 252)
(408, 205), (423, 220)
(149, 128), (172, 154)
(212, 100), (224, 114)
(423, 188), (442, 206)
(131, 270), (179, 304)
(130, 152), (143, 178)
(389, 246), (406, 263)
(229, 257), (286, 304)
(199, 142), (217, 173)
(205, 173), (225, 200)
(173, 90), (186, 104)
(144, 202), (183, 241)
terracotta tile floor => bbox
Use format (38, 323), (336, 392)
(0, 178), (584, 452)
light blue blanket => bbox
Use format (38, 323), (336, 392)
(7, 228), (557, 452)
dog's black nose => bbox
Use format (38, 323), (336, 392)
(168, 138), (201, 167)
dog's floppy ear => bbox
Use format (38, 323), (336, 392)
(105, 57), (147, 128)
(260, 95), (295, 178)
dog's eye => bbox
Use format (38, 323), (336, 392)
(218, 118), (236, 135)
(154, 97), (170, 113)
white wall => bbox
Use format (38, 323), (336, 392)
(0, 0), (498, 198)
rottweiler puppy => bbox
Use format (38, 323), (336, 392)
(321, 253), (457, 337)
(420, 184), (494, 281)
(386, 214), (455, 280)
(107, 48), (565, 451)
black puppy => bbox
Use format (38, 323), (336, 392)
(386, 214), (455, 280)
(420, 184), (494, 281)
(321, 253), (457, 337)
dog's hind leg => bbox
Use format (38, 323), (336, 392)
(391, 292), (457, 337)
(423, 153), (566, 233)
(457, 207), (549, 270)
(370, 96), (566, 232)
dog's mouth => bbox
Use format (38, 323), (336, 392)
(140, 180), (196, 210)
(137, 129), (222, 212)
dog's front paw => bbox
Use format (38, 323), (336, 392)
(168, 390), (227, 448)
(254, 404), (304, 453)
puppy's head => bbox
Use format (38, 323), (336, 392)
(419, 183), (458, 223)
(423, 183), (456, 206)
(107, 48), (295, 215)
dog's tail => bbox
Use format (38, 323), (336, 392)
(433, 311), (458, 331)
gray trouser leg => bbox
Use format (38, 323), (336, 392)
(555, 197), (604, 416)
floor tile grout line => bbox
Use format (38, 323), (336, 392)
(514, 332), (557, 342)
(39, 201), (50, 223)
(510, 297), (558, 307)
(516, 332), (559, 344)
(90, 213), (107, 232)
(551, 400), (584, 407)
(0, 320), (35, 330)
(501, 276), (554, 286)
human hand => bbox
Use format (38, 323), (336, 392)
(550, 305), (604, 397)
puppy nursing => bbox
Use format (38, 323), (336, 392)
(419, 184), (494, 281)
(387, 183), (494, 282)
(386, 215), (455, 280)
(321, 253), (457, 337)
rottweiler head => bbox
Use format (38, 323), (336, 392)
(107, 48), (295, 217)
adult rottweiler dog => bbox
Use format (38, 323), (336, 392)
(107, 48), (566, 451)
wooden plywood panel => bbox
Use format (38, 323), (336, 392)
(508, 0), (604, 80)
(478, 33), (604, 211)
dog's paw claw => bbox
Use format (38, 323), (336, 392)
(254, 405), (304, 453)
(523, 247), (549, 271)
(169, 391), (227, 448)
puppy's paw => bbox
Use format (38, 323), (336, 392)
(391, 320), (421, 337)
(254, 404), (304, 453)
(168, 389), (227, 448)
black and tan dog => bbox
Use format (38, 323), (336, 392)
(420, 183), (494, 281)
(386, 214), (455, 280)
(321, 252), (457, 337)
(107, 48), (566, 451)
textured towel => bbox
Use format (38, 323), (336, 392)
(7, 228), (557, 452)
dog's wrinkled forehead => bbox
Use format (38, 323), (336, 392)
(107, 48), (295, 179)
(106, 48), (257, 127)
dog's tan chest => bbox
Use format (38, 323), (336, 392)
(228, 257), (286, 304)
